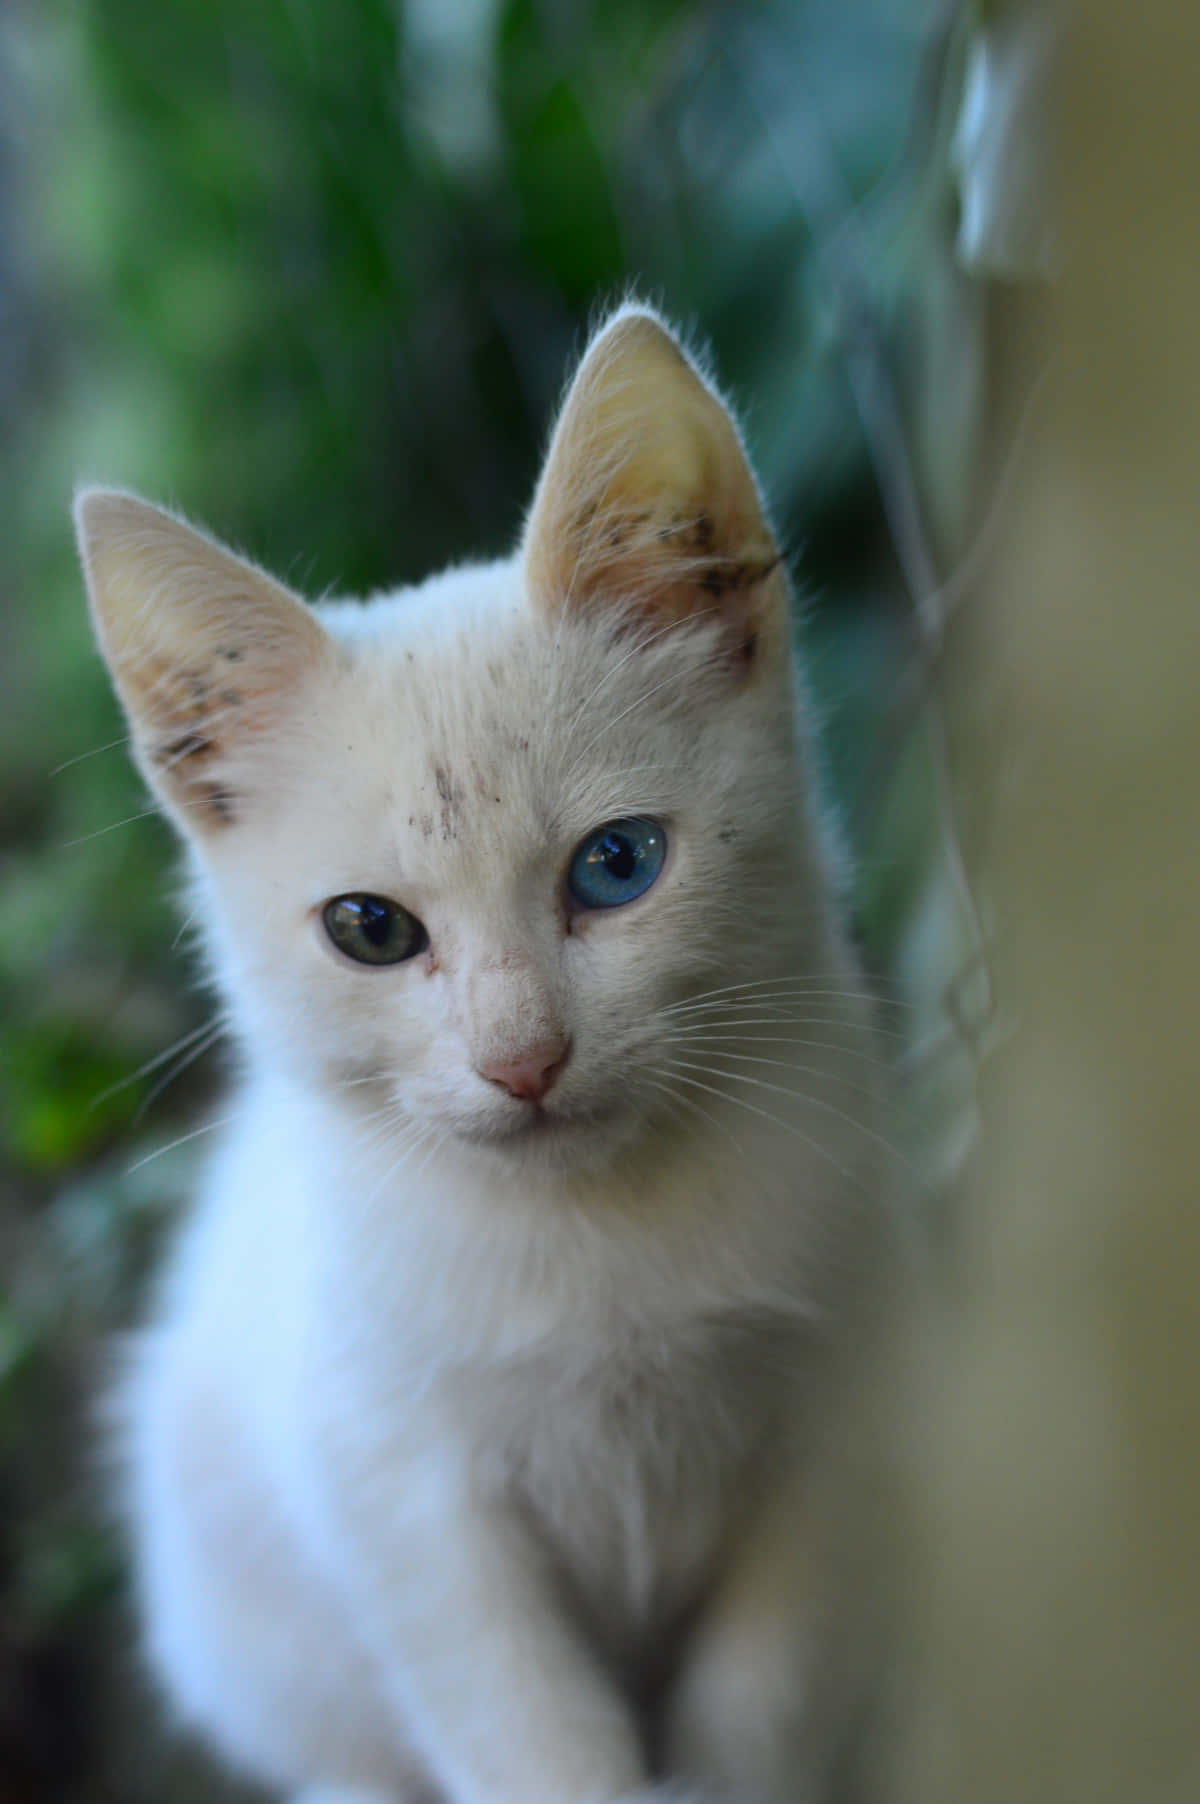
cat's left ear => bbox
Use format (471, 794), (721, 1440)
(75, 489), (331, 836)
(521, 307), (785, 657)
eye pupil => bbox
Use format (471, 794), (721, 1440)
(600, 833), (636, 880)
(359, 898), (392, 946)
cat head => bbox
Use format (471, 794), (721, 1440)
(77, 307), (831, 1175)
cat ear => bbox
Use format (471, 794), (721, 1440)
(75, 489), (330, 834)
(521, 308), (784, 651)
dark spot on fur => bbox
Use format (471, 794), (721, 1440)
(519, 738), (529, 753)
(220, 646), (243, 663)
(419, 814), (434, 838)
(699, 552), (783, 598)
(699, 563), (738, 596)
(466, 760), (491, 799)
(692, 552), (786, 602)
(156, 731), (213, 768)
(434, 764), (463, 841)
(406, 650), (414, 662)
(740, 633), (758, 665)
(494, 795), (501, 804)
(717, 826), (737, 843)
(202, 783), (236, 823)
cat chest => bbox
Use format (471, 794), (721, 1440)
(458, 1340), (778, 1657)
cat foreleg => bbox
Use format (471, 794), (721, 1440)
(664, 1475), (829, 1804)
(334, 1480), (647, 1804)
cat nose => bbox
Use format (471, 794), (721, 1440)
(477, 1037), (571, 1104)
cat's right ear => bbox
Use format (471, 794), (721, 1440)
(74, 489), (330, 836)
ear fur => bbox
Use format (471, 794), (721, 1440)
(75, 489), (329, 834)
(521, 306), (784, 649)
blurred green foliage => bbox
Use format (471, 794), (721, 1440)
(0, 1), (964, 1796)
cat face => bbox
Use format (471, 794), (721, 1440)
(201, 580), (807, 1166)
(77, 308), (824, 1172)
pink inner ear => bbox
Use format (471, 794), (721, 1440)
(521, 310), (782, 632)
(530, 483), (784, 658)
(76, 489), (331, 837)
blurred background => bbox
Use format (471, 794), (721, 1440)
(0, 1), (1004, 1798)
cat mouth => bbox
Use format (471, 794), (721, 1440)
(459, 1096), (617, 1149)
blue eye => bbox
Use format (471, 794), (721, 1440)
(567, 818), (667, 910)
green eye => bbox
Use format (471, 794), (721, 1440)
(322, 894), (427, 966)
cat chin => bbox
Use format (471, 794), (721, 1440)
(444, 1095), (647, 1168)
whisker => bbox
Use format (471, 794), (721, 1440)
(350, 1100), (418, 1153)
(660, 1000), (910, 1030)
(661, 974), (878, 1007)
(88, 1013), (230, 1112)
(133, 1023), (228, 1124)
(412, 1125), (451, 1181)
(665, 1055), (912, 1173)
(658, 1029), (895, 1069)
(661, 1068), (861, 1188)
(358, 1118), (420, 1163)
(60, 783), (238, 848)
(49, 733), (131, 777)
(61, 804), (164, 847)
(170, 903), (205, 953)
(348, 1093), (419, 1138)
(658, 1012), (908, 1041)
(660, 1010), (902, 1039)
(643, 1072), (747, 1157)
(125, 1113), (240, 1175)
(663, 1047), (890, 1107)
(659, 977), (912, 1014)
(361, 1116), (446, 1207)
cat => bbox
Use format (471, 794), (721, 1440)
(77, 305), (902, 1804)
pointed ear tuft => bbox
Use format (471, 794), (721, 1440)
(75, 490), (330, 834)
(521, 309), (785, 648)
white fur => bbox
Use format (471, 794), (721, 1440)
(83, 311), (897, 1804)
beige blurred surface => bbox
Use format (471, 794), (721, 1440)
(898, 3), (1200, 1798)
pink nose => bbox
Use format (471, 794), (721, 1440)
(477, 1038), (570, 1104)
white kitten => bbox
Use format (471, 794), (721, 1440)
(78, 307), (901, 1804)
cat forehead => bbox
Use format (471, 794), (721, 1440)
(280, 560), (737, 893)
(320, 563), (721, 787)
